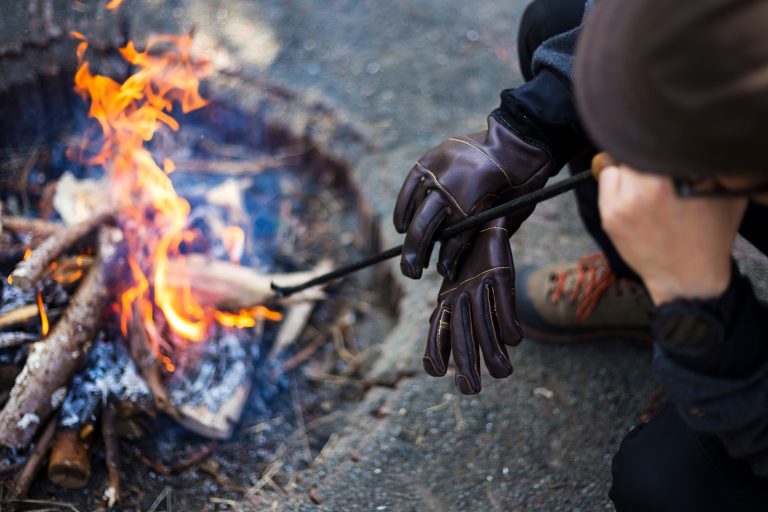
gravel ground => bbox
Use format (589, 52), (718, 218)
(128, 1), (768, 510)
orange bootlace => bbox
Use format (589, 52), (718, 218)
(549, 253), (617, 322)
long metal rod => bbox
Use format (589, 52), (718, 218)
(272, 169), (595, 297)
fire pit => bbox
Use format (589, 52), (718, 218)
(0, 3), (394, 509)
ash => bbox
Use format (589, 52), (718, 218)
(167, 328), (252, 411)
(59, 334), (150, 429)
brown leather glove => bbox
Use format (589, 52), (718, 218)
(423, 216), (522, 395)
(393, 115), (554, 280)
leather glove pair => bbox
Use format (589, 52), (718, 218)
(393, 115), (555, 393)
(423, 216), (522, 394)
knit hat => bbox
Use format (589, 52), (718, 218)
(573, 0), (768, 178)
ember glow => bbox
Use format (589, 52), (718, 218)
(71, 32), (281, 351)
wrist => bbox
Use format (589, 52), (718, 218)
(645, 265), (732, 306)
(496, 69), (591, 169)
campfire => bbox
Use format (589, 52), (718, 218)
(0, 6), (378, 508)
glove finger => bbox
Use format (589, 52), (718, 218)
(473, 277), (515, 378)
(451, 292), (482, 395)
(400, 192), (450, 279)
(423, 300), (452, 377)
(437, 230), (475, 281)
(393, 165), (428, 233)
(486, 256), (524, 346)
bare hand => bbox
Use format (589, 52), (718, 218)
(597, 165), (747, 305)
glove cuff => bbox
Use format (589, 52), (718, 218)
(493, 69), (591, 170)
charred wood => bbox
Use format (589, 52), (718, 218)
(127, 304), (171, 413)
(102, 402), (121, 507)
(166, 331), (252, 440)
(0, 228), (121, 449)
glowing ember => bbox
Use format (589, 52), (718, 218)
(71, 31), (281, 352)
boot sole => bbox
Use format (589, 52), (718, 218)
(520, 322), (653, 345)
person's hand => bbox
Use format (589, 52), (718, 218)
(393, 116), (554, 280)
(423, 216), (522, 395)
(597, 165), (748, 305)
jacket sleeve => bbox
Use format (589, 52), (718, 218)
(652, 269), (768, 477)
(492, 0), (595, 171)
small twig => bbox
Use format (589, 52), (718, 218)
(281, 334), (327, 371)
(13, 412), (59, 498)
(246, 460), (283, 498)
(146, 486), (172, 512)
(209, 497), (245, 512)
(3, 499), (80, 512)
(130, 443), (216, 476)
(0, 304), (39, 331)
(102, 403), (121, 508)
(0, 463), (23, 477)
(291, 376), (312, 465)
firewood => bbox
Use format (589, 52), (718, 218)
(0, 304), (38, 330)
(12, 412), (59, 499)
(165, 255), (331, 311)
(47, 428), (92, 489)
(269, 301), (316, 360)
(102, 402), (121, 508)
(127, 304), (172, 413)
(0, 228), (121, 449)
(9, 211), (113, 290)
(166, 332), (251, 440)
(0, 332), (37, 350)
(0, 215), (61, 243)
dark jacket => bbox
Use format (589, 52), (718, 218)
(503, 1), (768, 478)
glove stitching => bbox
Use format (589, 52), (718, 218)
(478, 226), (509, 234)
(435, 303), (451, 371)
(415, 162), (468, 217)
(439, 266), (511, 297)
(447, 137), (513, 187)
(483, 280), (513, 369)
(460, 294), (481, 391)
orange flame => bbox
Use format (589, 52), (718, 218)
(105, 0), (124, 11)
(36, 291), (49, 336)
(72, 32), (281, 351)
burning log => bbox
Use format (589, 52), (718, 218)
(9, 210), (113, 290)
(127, 304), (171, 413)
(0, 228), (121, 449)
(166, 255), (331, 311)
(166, 331), (252, 440)
(47, 428), (93, 489)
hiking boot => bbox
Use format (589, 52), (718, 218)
(516, 253), (653, 343)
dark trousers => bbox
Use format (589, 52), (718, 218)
(518, 1), (768, 510)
